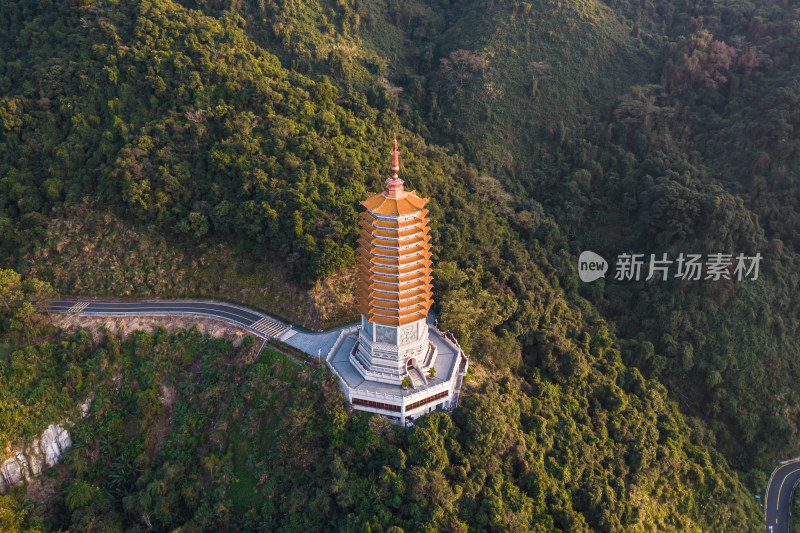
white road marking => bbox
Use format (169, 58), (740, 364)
(66, 302), (89, 312)
(249, 317), (288, 337)
(776, 466), (800, 510)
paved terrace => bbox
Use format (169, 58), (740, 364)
(328, 327), (460, 397)
(278, 325), (353, 359)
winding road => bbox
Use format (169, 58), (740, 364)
(48, 297), (352, 364)
(766, 460), (800, 532)
(48, 298), (290, 338)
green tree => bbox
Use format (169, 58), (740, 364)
(66, 480), (100, 511)
(0, 269), (23, 313)
(0, 270), (56, 342)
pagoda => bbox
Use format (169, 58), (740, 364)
(352, 140), (436, 385)
(321, 139), (468, 425)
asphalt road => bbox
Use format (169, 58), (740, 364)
(48, 298), (290, 338)
(765, 461), (800, 532)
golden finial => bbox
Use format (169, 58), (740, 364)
(390, 137), (400, 178)
(385, 137), (405, 198)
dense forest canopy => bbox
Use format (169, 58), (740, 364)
(2, 0), (799, 530)
(0, 325), (761, 531)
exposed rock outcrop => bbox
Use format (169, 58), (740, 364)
(0, 424), (71, 493)
(0, 397), (92, 493)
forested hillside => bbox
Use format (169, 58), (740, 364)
(0, 0), (795, 530)
(173, 0), (800, 475)
(1, 325), (759, 531)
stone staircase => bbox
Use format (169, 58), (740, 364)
(408, 366), (427, 388)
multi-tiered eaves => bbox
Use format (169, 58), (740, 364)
(352, 141), (436, 385)
(356, 195), (432, 326)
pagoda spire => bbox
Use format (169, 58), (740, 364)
(390, 138), (400, 178)
(385, 138), (405, 198)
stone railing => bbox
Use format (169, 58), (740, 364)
(431, 325), (464, 355)
(360, 336), (428, 359)
(421, 342), (435, 368)
(326, 325), (359, 362)
(348, 340), (405, 381)
(411, 364), (428, 386)
(324, 325), (359, 400)
(349, 351), (400, 380)
(326, 324), (465, 410)
(350, 380), (450, 405)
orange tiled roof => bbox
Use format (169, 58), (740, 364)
(361, 190), (428, 217)
(355, 141), (434, 327)
(362, 209), (429, 229)
(359, 218), (430, 239)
